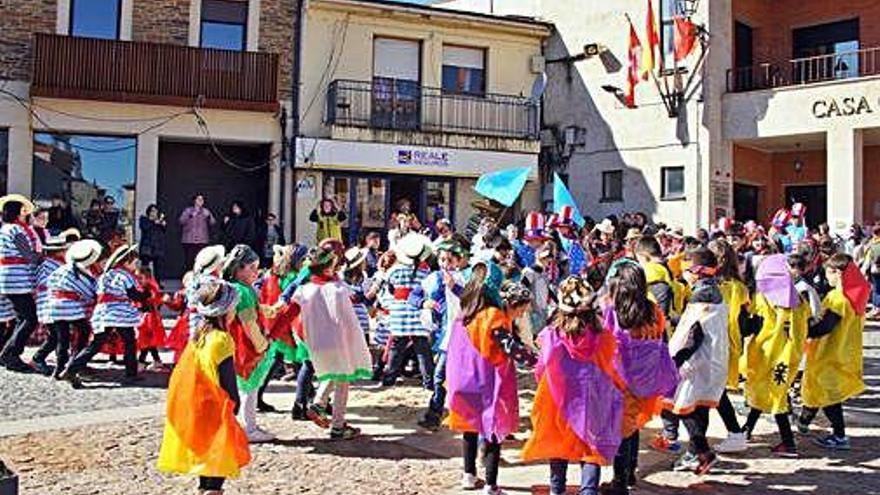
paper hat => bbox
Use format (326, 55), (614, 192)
(105, 244), (138, 271)
(65, 239), (103, 270)
(546, 213), (560, 229)
(395, 233), (433, 265)
(790, 202), (807, 218)
(523, 212), (550, 241)
(594, 218), (615, 235)
(771, 208), (790, 228)
(194, 245), (226, 275)
(342, 247), (367, 271)
(556, 206), (577, 228)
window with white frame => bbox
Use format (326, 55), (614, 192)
(602, 170), (623, 202)
(442, 45), (486, 96)
(69, 0), (121, 39)
(661, 166), (685, 199)
(659, 0), (682, 69)
(200, 0), (248, 51)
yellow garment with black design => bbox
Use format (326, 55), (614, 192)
(643, 262), (686, 337)
(718, 278), (750, 389)
(802, 289), (865, 408)
(744, 294), (808, 414)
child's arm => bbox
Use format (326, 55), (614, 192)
(738, 310), (764, 338)
(673, 321), (704, 368)
(492, 326), (537, 366)
(808, 310), (841, 338)
(217, 357), (241, 414)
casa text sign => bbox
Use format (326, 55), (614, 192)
(812, 96), (874, 119)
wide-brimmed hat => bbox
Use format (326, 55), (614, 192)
(43, 236), (70, 252)
(194, 245), (226, 275)
(523, 211), (550, 241)
(66, 239), (103, 271)
(104, 244), (138, 271)
(59, 228), (82, 242)
(594, 218), (615, 235)
(342, 247), (366, 271)
(624, 227), (642, 241)
(396, 233), (433, 265)
(0, 194), (35, 216)
(193, 279), (240, 318)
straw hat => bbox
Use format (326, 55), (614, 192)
(65, 239), (103, 271)
(43, 236), (70, 252)
(193, 279), (240, 318)
(342, 247), (366, 271)
(594, 218), (615, 235)
(194, 245), (226, 275)
(59, 228), (82, 242)
(0, 194), (35, 216)
(395, 233), (433, 265)
(105, 244), (138, 271)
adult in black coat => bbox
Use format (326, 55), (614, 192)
(139, 204), (167, 279)
(223, 200), (256, 251)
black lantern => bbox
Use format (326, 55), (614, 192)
(679, 0), (699, 18)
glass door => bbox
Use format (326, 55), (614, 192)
(354, 177), (387, 243)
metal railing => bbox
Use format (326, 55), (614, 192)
(726, 46), (880, 93)
(326, 79), (540, 140)
(32, 33), (279, 112)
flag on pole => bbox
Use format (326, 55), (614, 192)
(553, 173), (585, 227)
(640, 0), (660, 80)
(627, 21), (642, 108)
(673, 16), (698, 61)
(474, 167), (531, 207)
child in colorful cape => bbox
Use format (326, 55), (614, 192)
(446, 269), (536, 495)
(666, 247), (729, 474)
(39, 240), (101, 379)
(289, 244), (373, 439)
(157, 278), (251, 494)
(415, 238), (469, 430)
(522, 276), (623, 495)
(29, 237), (70, 375)
(222, 244), (275, 443)
(136, 266), (167, 371)
(738, 254), (809, 456)
(707, 239), (751, 454)
(61, 244), (151, 388)
(601, 261), (679, 493)
(797, 253), (868, 450)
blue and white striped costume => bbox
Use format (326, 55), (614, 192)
(0, 223), (38, 295)
(46, 264), (98, 322)
(345, 279), (371, 336)
(0, 295), (15, 323)
(35, 257), (63, 325)
(373, 291), (392, 348)
(384, 265), (429, 338)
(90, 268), (142, 332)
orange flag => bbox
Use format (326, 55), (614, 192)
(640, 0), (660, 80)
(627, 22), (642, 108)
(674, 16), (698, 61)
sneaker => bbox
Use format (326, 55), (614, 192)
(716, 432), (748, 453)
(307, 405), (331, 429)
(770, 442), (798, 458)
(651, 435), (683, 454)
(257, 400), (277, 413)
(291, 403), (308, 421)
(672, 451), (699, 472)
(247, 427), (276, 443)
(460, 472), (480, 490)
(627, 471), (637, 488)
(418, 413), (442, 431)
(1, 355), (33, 373)
(695, 451), (718, 475)
(483, 486), (505, 495)
(29, 359), (53, 376)
(330, 424), (361, 440)
(813, 434), (851, 451)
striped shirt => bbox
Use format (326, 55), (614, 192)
(384, 265), (429, 337)
(91, 268), (142, 331)
(0, 223), (39, 294)
(46, 264), (98, 322)
(186, 273), (221, 336)
(35, 257), (63, 325)
(344, 280), (371, 336)
(0, 295), (15, 322)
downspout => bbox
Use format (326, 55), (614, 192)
(288, 0), (305, 242)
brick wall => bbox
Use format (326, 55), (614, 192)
(0, 0), (56, 82)
(260, 0), (296, 101)
(132, 0), (191, 45)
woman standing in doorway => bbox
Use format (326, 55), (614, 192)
(179, 194), (217, 270)
(139, 204), (167, 280)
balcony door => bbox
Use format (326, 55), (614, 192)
(372, 37), (421, 130)
(793, 19), (859, 83)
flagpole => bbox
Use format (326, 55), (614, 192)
(624, 13), (672, 116)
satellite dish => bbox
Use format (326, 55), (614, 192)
(530, 72), (547, 102)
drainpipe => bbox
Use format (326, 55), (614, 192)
(288, 0), (305, 242)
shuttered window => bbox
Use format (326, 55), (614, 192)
(442, 45), (485, 95)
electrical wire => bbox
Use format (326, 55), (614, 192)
(300, 15), (351, 127)
(193, 108), (279, 173)
(30, 101), (193, 123)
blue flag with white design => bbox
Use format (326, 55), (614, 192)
(474, 167), (531, 207)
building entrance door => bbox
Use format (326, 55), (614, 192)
(734, 182), (759, 222)
(785, 185), (827, 228)
(389, 175), (424, 220)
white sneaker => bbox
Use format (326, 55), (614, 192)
(716, 432), (748, 453)
(461, 473), (479, 490)
(247, 427), (276, 443)
(483, 486), (505, 495)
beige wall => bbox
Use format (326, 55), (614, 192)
(301, 0), (547, 137)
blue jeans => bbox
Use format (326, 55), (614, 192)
(428, 352), (447, 416)
(295, 360), (315, 406)
(871, 273), (880, 308)
(549, 460), (600, 495)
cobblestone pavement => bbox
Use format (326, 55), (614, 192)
(0, 326), (878, 495)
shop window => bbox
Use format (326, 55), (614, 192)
(201, 0), (248, 51)
(355, 177), (387, 234)
(661, 166), (685, 200)
(442, 46), (486, 96)
(0, 129), (8, 195)
(601, 170), (623, 202)
(32, 133), (136, 242)
(70, 0), (121, 40)
(426, 180), (453, 228)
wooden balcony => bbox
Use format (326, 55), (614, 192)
(31, 33), (279, 112)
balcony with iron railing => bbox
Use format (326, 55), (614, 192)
(726, 46), (880, 93)
(31, 33), (279, 112)
(325, 79), (540, 141)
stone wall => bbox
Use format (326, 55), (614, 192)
(260, 0), (296, 100)
(0, 0), (56, 82)
(131, 0), (191, 45)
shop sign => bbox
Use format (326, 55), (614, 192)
(812, 96), (874, 119)
(396, 148), (450, 167)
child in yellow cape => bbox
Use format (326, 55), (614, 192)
(158, 278), (251, 494)
(797, 253), (868, 450)
(739, 254), (809, 457)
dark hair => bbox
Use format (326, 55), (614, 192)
(145, 204), (159, 216)
(634, 235), (663, 258)
(365, 231), (381, 240)
(709, 230), (726, 242)
(1, 202), (22, 223)
(460, 264), (496, 325)
(609, 263), (657, 331)
(824, 252), (852, 272)
(707, 239), (742, 282)
(90, 199), (101, 209)
(787, 253), (808, 272)
(683, 236), (702, 250)
(685, 247), (718, 270)
(193, 194), (204, 202)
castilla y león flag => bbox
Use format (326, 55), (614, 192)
(673, 16), (698, 62)
(627, 23), (642, 108)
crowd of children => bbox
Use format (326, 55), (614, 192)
(0, 191), (870, 495)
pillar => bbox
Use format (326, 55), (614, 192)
(283, 166), (293, 240)
(135, 132), (160, 242)
(7, 126), (33, 196)
(269, 140), (282, 217)
(826, 128), (864, 232)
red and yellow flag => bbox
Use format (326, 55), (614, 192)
(673, 16), (698, 62)
(627, 22), (643, 108)
(640, 0), (660, 80)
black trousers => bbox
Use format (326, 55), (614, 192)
(463, 432), (501, 487)
(745, 408), (795, 447)
(0, 293), (38, 361)
(198, 476), (224, 490)
(383, 336), (434, 388)
(717, 392), (742, 434)
(800, 403), (846, 437)
(612, 431), (639, 484)
(681, 406), (711, 455)
(182, 243), (206, 271)
(33, 320), (86, 376)
(68, 327), (138, 377)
